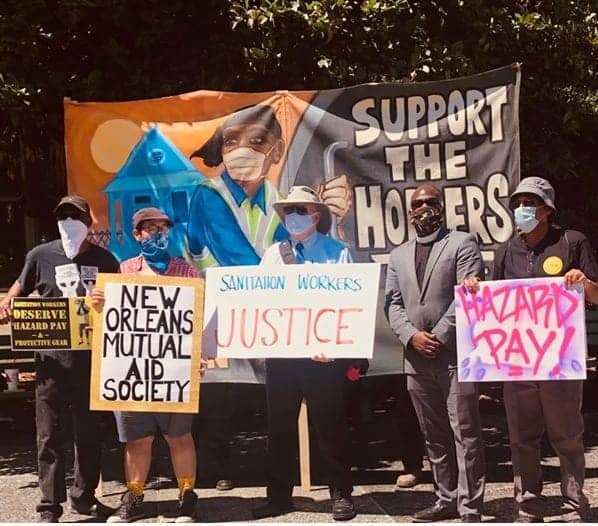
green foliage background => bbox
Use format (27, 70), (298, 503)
(0, 0), (596, 232)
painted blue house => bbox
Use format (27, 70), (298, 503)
(103, 127), (205, 261)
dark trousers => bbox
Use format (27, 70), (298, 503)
(35, 352), (101, 513)
(193, 383), (236, 481)
(408, 369), (485, 517)
(265, 359), (353, 501)
(394, 373), (424, 472)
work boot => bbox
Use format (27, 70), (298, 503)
(332, 495), (356, 521)
(175, 490), (198, 523)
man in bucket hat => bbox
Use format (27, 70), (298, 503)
(253, 186), (356, 521)
(463, 176), (598, 522)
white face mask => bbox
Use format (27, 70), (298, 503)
(58, 218), (89, 259)
(222, 147), (270, 182)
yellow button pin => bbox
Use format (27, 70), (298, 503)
(543, 256), (564, 275)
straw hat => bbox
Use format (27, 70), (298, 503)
(273, 186), (332, 234)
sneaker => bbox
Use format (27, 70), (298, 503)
(107, 491), (145, 523)
(39, 510), (61, 523)
(175, 490), (198, 523)
(332, 496), (356, 521)
(216, 479), (234, 491)
(412, 503), (459, 522)
(69, 496), (114, 518)
(395, 470), (423, 489)
(252, 498), (294, 519)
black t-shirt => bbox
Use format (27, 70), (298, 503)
(493, 226), (598, 282)
(17, 239), (120, 365)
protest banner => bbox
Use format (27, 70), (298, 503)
(90, 273), (204, 412)
(11, 297), (92, 351)
(65, 64), (521, 380)
(203, 263), (380, 359)
(455, 277), (587, 382)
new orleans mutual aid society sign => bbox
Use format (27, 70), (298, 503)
(65, 64), (520, 380)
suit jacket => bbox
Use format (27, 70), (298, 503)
(385, 227), (483, 374)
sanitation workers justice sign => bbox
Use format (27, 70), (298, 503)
(455, 277), (587, 382)
(203, 263), (380, 359)
(90, 273), (204, 413)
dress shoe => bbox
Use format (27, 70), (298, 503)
(395, 470), (423, 489)
(69, 496), (114, 518)
(461, 514), (481, 522)
(39, 509), (62, 523)
(216, 479), (234, 491)
(252, 499), (294, 519)
(412, 502), (459, 522)
(332, 496), (356, 521)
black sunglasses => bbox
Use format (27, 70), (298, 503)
(283, 206), (310, 216)
(412, 197), (441, 209)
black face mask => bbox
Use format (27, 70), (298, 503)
(410, 206), (443, 237)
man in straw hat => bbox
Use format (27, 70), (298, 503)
(253, 185), (357, 521)
(463, 176), (598, 522)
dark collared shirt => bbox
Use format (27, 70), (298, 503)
(494, 225), (598, 281)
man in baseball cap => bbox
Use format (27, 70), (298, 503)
(91, 207), (204, 523)
(463, 176), (598, 521)
(0, 195), (120, 522)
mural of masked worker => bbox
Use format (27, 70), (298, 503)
(187, 104), (351, 269)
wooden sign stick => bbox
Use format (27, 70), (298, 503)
(298, 398), (311, 491)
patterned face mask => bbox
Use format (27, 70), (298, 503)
(410, 205), (443, 237)
(140, 231), (170, 273)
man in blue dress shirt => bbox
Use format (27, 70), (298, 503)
(254, 186), (357, 522)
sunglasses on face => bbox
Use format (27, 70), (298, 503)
(411, 198), (441, 209)
(283, 206), (311, 216)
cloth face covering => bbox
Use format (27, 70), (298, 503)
(57, 218), (88, 259)
(285, 213), (316, 237)
(223, 147), (270, 182)
(411, 205), (443, 237)
(514, 206), (539, 233)
(140, 231), (170, 273)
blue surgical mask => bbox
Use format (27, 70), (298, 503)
(140, 232), (170, 273)
(285, 213), (315, 236)
(514, 206), (539, 234)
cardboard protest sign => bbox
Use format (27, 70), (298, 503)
(203, 263), (380, 359)
(11, 297), (92, 351)
(90, 273), (204, 412)
(455, 277), (587, 382)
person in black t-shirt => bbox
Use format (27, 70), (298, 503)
(463, 177), (598, 522)
(0, 195), (120, 523)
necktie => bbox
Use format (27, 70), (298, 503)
(295, 242), (305, 263)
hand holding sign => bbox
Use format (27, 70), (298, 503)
(91, 273), (204, 413)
